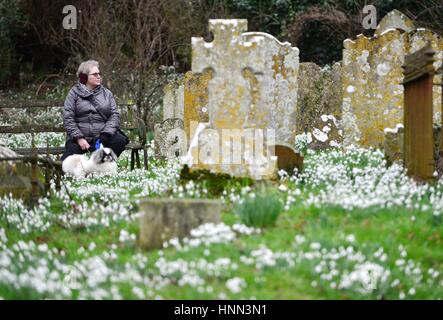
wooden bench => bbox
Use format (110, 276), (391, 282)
(0, 99), (148, 170)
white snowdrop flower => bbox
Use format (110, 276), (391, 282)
(132, 287), (145, 299)
(226, 277), (246, 294)
(391, 279), (400, 287)
(321, 115), (329, 122)
(307, 132), (313, 144)
(0, 228), (7, 245)
(345, 234), (356, 243)
(411, 216), (416, 222)
(346, 85), (355, 93)
(278, 184), (288, 192)
(294, 235), (306, 245)
(329, 140), (340, 147)
(322, 126), (331, 133)
(218, 292), (227, 300)
(88, 242), (96, 251)
(310, 242), (321, 250)
(339, 262), (390, 294)
(395, 259), (405, 267)
(399, 291), (406, 299)
(408, 288), (416, 295)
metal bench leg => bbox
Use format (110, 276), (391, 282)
(143, 146), (148, 170)
(131, 150), (135, 170)
(45, 163), (50, 195)
(136, 150), (141, 169)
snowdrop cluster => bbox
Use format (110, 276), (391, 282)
(0, 196), (53, 234)
(118, 230), (136, 243)
(0, 150), (182, 234)
(0, 132), (65, 149)
(226, 277), (247, 293)
(284, 145), (442, 215)
(293, 237), (441, 298)
(163, 223), (260, 251)
(240, 245), (296, 270)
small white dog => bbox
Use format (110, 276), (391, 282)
(62, 147), (118, 178)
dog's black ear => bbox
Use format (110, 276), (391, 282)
(90, 150), (98, 162)
(111, 150), (117, 162)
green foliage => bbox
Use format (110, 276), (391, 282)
(234, 189), (283, 227)
(180, 166), (253, 197)
(0, 0), (26, 87)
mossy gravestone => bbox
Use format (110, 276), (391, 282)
(0, 146), (40, 199)
(341, 10), (442, 148)
(138, 198), (222, 250)
(186, 19), (299, 179)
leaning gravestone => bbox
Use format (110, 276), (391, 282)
(139, 198), (221, 250)
(0, 146), (33, 199)
(184, 71), (212, 142)
(297, 62), (343, 148)
(153, 118), (185, 159)
(162, 76), (184, 121)
(341, 10), (443, 148)
(186, 19), (300, 179)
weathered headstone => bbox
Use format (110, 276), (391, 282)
(153, 118), (185, 159)
(162, 76), (184, 121)
(0, 146), (33, 198)
(186, 19), (300, 179)
(139, 198), (221, 250)
(341, 10), (443, 148)
(297, 62), (343, 148)
(183, 71), (211, 141)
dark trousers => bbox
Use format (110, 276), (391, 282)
(61, 131), (128, 161)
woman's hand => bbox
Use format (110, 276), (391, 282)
(77, 138), (90, 150)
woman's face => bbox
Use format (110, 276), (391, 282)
(86, 66), (101, 88)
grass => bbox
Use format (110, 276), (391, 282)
(234, 189), (283, 227)
(0, 146), (442, 299)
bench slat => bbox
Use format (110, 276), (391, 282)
(13, 147), (65, 155)
(0, 125), (66, 133)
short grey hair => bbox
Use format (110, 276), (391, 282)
(76, 60), (99, 77)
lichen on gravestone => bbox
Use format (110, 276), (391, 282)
(341, 10), (443, 149)
(186, 19), (300, 179)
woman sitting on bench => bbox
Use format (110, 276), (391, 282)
(61, 60), (129, 162)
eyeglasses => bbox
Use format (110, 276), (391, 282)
(89, 72), (101, 77)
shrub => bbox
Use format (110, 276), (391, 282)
(234, 189), (283, 227)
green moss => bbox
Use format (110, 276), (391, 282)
(180, 165), (254, 196)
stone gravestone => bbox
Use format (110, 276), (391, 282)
(341, 10), (443, 148)
(139, 198), (221, 250)
(162, 76), (184, 121)
(0, 146), (33, 199)
(186, 19), (300, 179)
(154, 118), (185, 159)
(297, 62), (343, 148)
(155, 77), (186, 159)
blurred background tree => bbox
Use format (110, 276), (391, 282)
(1, 0), (442, 129)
